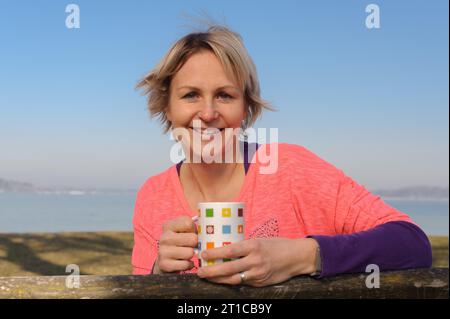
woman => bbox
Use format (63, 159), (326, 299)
(132, 25), (432, 287)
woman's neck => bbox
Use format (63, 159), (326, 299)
(182, 148), (244, 201)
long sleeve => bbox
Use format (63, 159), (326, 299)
(131, 220), (158, 275)
(286, 144), (432, 277)
(131, 190), (159, 275)
(308, 220), (433, 278)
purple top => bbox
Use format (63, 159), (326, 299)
(308, 221), (432, 278)
(176, 142), (432, 277)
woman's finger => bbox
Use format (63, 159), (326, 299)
(201, 240), (253, 260)
(160, 231), (198, 248)
(158, 259), (195, 273)
(160, 246), (196, 260)
(198, 257), (249, 278)
(163, 216), (197, 233)
(203, 271), (251, 286)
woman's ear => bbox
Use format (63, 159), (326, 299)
(166, 105), (172, 122)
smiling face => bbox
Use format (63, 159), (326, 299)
(166, 50), (247, 161)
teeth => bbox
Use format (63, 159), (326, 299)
(204, 128), (219, 134)
(191, 127), (223, 135)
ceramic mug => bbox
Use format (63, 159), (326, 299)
(196, 202), (245, 266)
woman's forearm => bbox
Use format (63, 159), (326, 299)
(308, 221), (432, 278)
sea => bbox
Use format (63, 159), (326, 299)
(0, 192), (448, 236)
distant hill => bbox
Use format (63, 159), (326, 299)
(0, 177), (448, 200)
(372, 186), (449, 201)
(0, 178), (135, 195)
(0, 178), (35, 192)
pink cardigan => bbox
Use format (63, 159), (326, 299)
(131, 142), (414, 275)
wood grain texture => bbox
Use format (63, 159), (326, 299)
(0, 268), (447, 299)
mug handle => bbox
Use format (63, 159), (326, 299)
(192, 215), (199, 254)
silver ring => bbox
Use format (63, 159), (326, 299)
(239, 272), (246, 284)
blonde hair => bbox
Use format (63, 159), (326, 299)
(136, 25), (277, 134)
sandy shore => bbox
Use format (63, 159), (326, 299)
(0, 232), (447, 277)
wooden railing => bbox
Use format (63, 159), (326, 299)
(0, 268), (447, 299)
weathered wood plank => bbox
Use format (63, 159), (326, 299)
(0, 268), (447, 299)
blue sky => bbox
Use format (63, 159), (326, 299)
(0, 0), (448, 190)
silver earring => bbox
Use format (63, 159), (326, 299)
(240, 119), (249, 141)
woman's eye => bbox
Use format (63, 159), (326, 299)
(183, 92), (198, 99)
(217, 92), (233, 100)
(182, 92), (233, 100)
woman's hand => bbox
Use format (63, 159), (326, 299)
(153, 216), (198, 274)
(197, 237), (319, 287)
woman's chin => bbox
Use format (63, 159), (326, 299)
(191, 145), (226, 159)
(178, 129), (238, 162)
(186, 141), (236, 163)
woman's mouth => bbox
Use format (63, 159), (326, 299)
(189, 127), (225, 136)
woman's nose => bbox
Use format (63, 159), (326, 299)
(197, 100), (219, 122)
